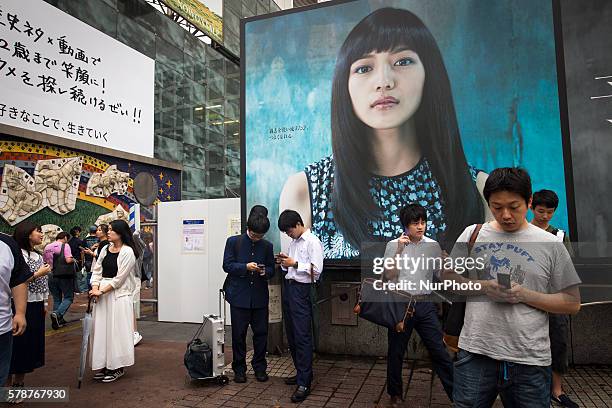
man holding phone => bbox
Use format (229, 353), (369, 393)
(222, 207), (275, 384)
(443, 168), (581, 407)
(277, 210), (324, 403)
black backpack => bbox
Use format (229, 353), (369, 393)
(184, 322), (213, 379)
(52, 243), (76, 278)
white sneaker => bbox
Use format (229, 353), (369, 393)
(133, 331), (143, 346)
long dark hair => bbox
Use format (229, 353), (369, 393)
(330, 7), (483, 248)
(13, 221), (41, 256)
(109, 219), (140, 259)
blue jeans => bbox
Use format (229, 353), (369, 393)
(453, 349), (552, 408)
(48, 277), (74, 318)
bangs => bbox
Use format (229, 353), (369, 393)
(341, 8), (430, 66)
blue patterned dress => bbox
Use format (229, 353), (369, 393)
(304, 155), (480, 259)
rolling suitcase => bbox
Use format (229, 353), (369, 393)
(184, 290), (229, 385)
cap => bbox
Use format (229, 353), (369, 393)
(89, 225), (98, 233)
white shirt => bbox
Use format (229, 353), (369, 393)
(383, 235), (442, 295)
(282, 229), (324, 283)
(0, 240), (15, 336)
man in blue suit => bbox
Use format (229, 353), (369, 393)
(222, 209), (275, 383)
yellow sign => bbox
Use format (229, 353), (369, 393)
(162, 0), (223, 43)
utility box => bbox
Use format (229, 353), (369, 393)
(331, 282), (359, 326)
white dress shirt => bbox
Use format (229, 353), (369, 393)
(282, 229), (324, 283)
(383, 234), (442, 295)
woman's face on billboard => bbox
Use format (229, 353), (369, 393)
(348, 49), (425, 130)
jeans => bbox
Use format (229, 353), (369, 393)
(48, 276), (74, 317)
(387, 302), (454, 400)
(453, 349), (552, 408)
(76, 268), (89, 293)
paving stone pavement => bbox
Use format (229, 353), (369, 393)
(17, 296), (612, 408)
(171, 353), (612, 408)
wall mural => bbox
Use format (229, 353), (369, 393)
(0, 164), (43, 224)
(35, 157), (83, 215)
(95, 204), (129, 226)
(0, 136), (181, 234)
(36, 224), (63, 252)
(86, 165), (130, 198)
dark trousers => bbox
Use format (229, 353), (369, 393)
(453, 349), (551, 408)
(0, 330), (13, 387)
(549, 313), (569, 374)
(283, 279), (313, 387)
(387, 302), (454, 400)
(230, 305), (268, 375)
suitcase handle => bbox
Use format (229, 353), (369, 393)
(218, 289), (226, 323)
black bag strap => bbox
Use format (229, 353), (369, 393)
(234, 234), (243, 255)
(467, 224), (483, 255)
(189, 319), (208, 344)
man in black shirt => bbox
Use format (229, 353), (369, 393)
(0, 233), (32, 388)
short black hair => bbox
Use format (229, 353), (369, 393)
(532, 189), (559, 210)
(483, 167), (532, 205)
(248, 205), (268, 219)
(278, 210), (303, 232)
(399, 204), (428, 226)
(247, 215), (270, 234)
(56, 231), (69, 241)
(70, 226), (82, 236)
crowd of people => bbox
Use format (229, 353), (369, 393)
(0, 167), (581, 406)
(0, 218), (150, 403)
(224, 167), (581, 407)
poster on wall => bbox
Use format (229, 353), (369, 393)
(182, 219), (206, 253)
(243, 0), (568, 261)
(227, 216), (241, 236)
(0, 0), (155, 157)
(161, 0), (223, 43)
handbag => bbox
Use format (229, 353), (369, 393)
(52, 243), (76, 278)
(353, 277), (416, 332)
(184, 320), (213, 379)
(442, 224), (482, 352)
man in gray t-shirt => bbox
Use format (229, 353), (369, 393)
(444, 168), (581, 408)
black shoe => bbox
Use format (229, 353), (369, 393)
(50, 312), (60, 330)
(552, 393), (579, 408)
(58, 316), (67, 326)
(93, 368), (108, 381)
(284, 375), (297, 385)
(255, 371), (269, 382)
(101, 368), (125, 383)
(291, 385), (310, 403)
(233, 372), (246, 383)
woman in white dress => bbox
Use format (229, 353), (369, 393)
(88, 219), (140, 383)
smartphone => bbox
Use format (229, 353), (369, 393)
(497, 273), (511, 289)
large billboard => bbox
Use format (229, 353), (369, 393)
(242, 0), (568, 261)
(0, 0), (155, 158)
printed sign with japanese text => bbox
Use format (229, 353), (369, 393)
(0, 0), (154, 157)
